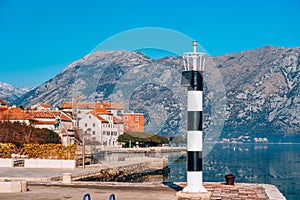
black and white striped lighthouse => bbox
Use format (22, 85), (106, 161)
(181, 41), (207, 193)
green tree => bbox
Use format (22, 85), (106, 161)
(169, 135), (186, 146)
(118, 132), (169, 147)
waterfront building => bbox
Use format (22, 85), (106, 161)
(79, 108), (123, 147)
(29, 103), (51, 110)
(122, 112), (144, 133)
(0, 106), (35, 125)
(26, 110), (75, 146)
(60, 102), (124, 121)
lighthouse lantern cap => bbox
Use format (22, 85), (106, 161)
(182, 41), (206, 71)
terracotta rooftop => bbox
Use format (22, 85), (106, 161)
(0, 99), (8, 111)
(0, 99), (8, 106)
(61, 102), (124, 110)
(89, 112), (108, 123)
(26, 110), (60, 118)
(113, 116), (122, 124)
(40, 104), (51, 109)
(93, 108), (113, 115)
(60, 113), (72, 121)
(35, 121), (58, 125)
(26, 110), (73, 122)
(0, 107), (35, 121)
(0, 106), (8, 112)
(123, 113), (144, 116)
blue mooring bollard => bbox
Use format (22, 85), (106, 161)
(83, 193), (91, 200)
(109, 194), (116, 200)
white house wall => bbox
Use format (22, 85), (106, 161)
(79, 114), (103, 144)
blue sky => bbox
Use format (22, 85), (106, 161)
(0, 0), (299, 87)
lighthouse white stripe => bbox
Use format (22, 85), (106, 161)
(184, 171), (207, 193)
(187, 91), (202, 111)
(187, 131), (203, 151)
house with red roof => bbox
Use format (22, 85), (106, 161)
(0, 106), (35, 125)
(26, 110), (75, 146)
(0, 99), (8, 112)
(79, 108), (124, 147)
(122, 112), (145, 133)
(30, 103), (51, 110)
(60, 102), (124, 121)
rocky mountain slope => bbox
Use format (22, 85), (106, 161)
(13, 46), (300, 142)
(0, 82), (33, 104)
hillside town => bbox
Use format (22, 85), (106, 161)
(0, 98), (144, 147)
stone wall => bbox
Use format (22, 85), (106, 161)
(24, 159), (75, 169)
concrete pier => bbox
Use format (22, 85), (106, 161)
(0, 158), (286, 199)
(0, 181), (27, 193)
(0, 181), (286, 199)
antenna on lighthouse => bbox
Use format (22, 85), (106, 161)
(192, 41), (197, 53)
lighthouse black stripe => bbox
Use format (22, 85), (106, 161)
(181, 71), (203, 91)
(187, 111), (202, 131)
(187, 151), (203, 171)
(190, 71), (203, 91)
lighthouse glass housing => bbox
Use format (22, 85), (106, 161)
(181, 41), (206, 87)
(182, 41), (206, 72)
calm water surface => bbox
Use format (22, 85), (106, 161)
(96, 144), (300, 200)
(167, 143), (300, 200)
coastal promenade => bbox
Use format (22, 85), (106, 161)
(0, 147), (286, 199)
(0, 180), (286, 200)
(0, 165), (286, 200)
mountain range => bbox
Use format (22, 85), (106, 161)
(0, 82), (33, 103)
(2, 46), (299, 142)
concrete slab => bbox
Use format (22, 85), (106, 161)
(0, 181), (28, 193)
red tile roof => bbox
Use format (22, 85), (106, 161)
(0, 99), (8, 106)
(26, 110), (59, 118)
(26, 110), (73, 122)
(41, 104), (51, 109)
(0, 99), (8, 112)
(113, 116), (122, 124)
(61, 102), (124, 110)
(95, 115), (108, 123)
(35, 121), (58, 125)
(0, 107), (35, 121)
(0, 106), (8, 112)
(93, 108), (113, 115)
(60, 113), (72, 121)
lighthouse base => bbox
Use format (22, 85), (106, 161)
(176, 191), (212, 200)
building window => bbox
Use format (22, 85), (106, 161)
(124, 116), (128, 120)
(93, 123), (95, 127)
(117, 110), (122, 116)
(85, 123), (87, 127)
(89, 115), (91, 119)
(92, 131), (95, 135)
(134, 116), (139, 121)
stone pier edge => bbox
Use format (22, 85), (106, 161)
(26, 181), (286, 199)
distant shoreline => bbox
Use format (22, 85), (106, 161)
(101, 146), (186, 153)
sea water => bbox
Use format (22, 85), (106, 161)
(167, 143), (300, 200)
(95, 143), (300, 200)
